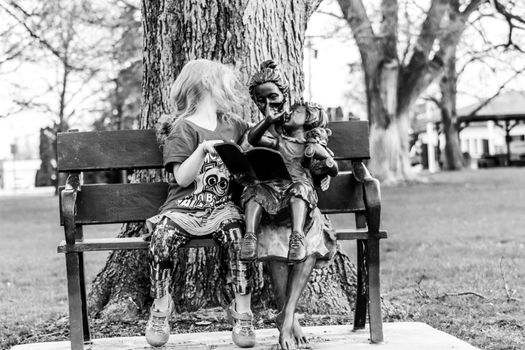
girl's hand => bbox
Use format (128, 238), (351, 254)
(264, 102), (285, 124)
(200, 140), (223, 156)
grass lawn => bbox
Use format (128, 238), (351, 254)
(1, 167), (524, 349)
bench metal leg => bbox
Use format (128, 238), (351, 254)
(78, 252), (91, 343)
(65, 253), (85, 350)
(367, 237), (383, 343)
(353, 239), (367, 331)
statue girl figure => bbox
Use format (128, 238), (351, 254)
(241, 60), (337, 350)
(240, 100), (336, 262)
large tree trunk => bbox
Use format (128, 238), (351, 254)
(440, 54), (463, 170)
(89, 0), (359, 321)
(440, 19), (463, 170)
(364, 59), (414, 184)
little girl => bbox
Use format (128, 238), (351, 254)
(239, 100), (330, 262)
(145, 59), (255, 348)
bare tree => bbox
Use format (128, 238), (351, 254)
(436, 0), (525, 170)
(332, 0), (489, 182)
(315, 0), (525, 179)
(0, 0), (141, 186)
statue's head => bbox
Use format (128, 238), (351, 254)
(287, 101), (328, 131)
(248, 60), (289, 116)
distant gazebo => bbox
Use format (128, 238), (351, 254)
(456, 90), (525, 165)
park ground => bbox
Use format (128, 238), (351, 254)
(0, 168), (524, 350)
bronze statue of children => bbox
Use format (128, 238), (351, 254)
(239, 59), (338, 350)
(240, 101), (336, 262)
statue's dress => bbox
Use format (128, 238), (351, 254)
(241, 133), (336, 263)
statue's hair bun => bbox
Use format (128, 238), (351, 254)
(260, 60), (278, 70)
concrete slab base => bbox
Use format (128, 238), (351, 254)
(11, 322), (479, 350)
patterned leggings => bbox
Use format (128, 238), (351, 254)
(148, 217), (251, 299)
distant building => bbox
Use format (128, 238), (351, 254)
(0, 159), (41, 191)
(413, 91), (525, 169)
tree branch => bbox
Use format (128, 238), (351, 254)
(380, 0), (398, 60)
(0, 2), (67, 65)
(405, 0), (449, 73)
(317, 10), (345, 20)
(305, 0), (325, 19)
(400, 1), (414, 66)
(437, 291), (487, 299)
(423, 94), (442, 109)
(337, 0), (380, 71)
(491, 0), (525, 24)
(398, 0), (485, 116)
(464, 65), (525, 118)
(490, 0), (525, 52)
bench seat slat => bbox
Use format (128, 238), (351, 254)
(337, 229), (387, 240)
(57, 237), (218, 253)
(57, 229), (387, 253)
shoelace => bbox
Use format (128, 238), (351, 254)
(235, 318), (254, 335)
(289, 232), (305, 249)
(243, 233), (257, 246)
(148, 314), (168, 332)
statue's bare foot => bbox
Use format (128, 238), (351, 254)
(275, 311), (296, 350)
(293, 317), (310, 348)
(279, 330), (296, 350)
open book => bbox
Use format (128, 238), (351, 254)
(214, 142), (291, 181)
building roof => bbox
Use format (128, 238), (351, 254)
(457, 90), (525, 123)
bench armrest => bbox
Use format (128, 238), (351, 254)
(351, 161), (381, 235)
(61, 173), (81, 245)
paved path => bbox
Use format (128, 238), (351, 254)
(12, 322), (479, 350)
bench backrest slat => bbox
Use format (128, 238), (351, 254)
(57, 129), (164, 172)
(327, 121), (369, 160)
(58, 120), (370, 225)
(60, 174), (364, 225)
(57, 121), (369, 172)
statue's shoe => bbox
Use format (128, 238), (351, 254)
(239, 232), (258, 261)
(227, 300), (256, 348)
(288, 231), (306, 262)
(145, 298), (173, 347)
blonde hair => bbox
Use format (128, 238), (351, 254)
(170, 59), (243, 120)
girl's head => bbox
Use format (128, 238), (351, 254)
(286, 101), (328, 131)
(170, 59), (242, 118)
(248, 60), (289, 115)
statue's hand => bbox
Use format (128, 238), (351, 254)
(264, 102), (285, 123)
(320, 176), (330, 191)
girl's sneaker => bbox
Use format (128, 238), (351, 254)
(145, 298), (173, 347)
(227, 300), (256, 348)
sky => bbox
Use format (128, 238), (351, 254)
(1, 0), (524, 161)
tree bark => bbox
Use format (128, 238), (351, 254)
(89, 0), (359, 321)
(35, 126), (58, 187)
(439, 0), (464, 170)
(440, 47), (463, 170)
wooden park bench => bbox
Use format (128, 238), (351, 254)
(56, 120), (387, 350)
